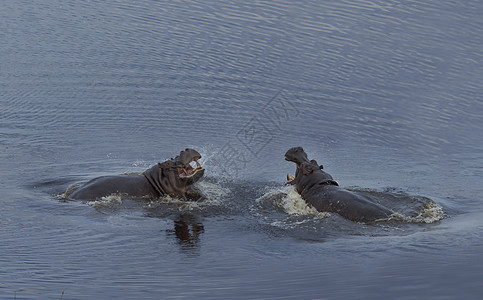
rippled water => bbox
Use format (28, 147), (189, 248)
(1, 0), (482, 299)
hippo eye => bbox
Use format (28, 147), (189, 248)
(303, 167), (313, 175)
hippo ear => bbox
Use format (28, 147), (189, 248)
(319, 164), (324, 169)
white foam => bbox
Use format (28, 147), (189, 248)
(58, 183), (83, 200)
(406, 201), (446, 223)
(88, 194), (124, 207)
(377, 201), (446, 224)
(257, 185), (330, 218)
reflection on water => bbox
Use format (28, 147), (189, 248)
(169, 214), (205, 253)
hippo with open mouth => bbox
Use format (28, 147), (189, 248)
(285, 147), (392, 222)
(68, 148), (204, 200)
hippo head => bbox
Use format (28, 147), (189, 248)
(285, 146), (310, 165)
(285, 147), (335, 193)
(173, 148), (205, 185)
(144, 148), (205, 198)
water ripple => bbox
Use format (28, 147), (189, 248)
(1, 0), (482, 298)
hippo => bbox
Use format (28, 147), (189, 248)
(68, 148), (204, 200)
(285, 147), (392, 222)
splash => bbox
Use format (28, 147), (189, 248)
(57, 183), (82, 200)
(144, 180), (229, 211)
(257, 185), (330, 218)
(88, 194), (124, 208)
(376, 200), (445, 224)
(197, 180), (230, 202)
(406, 200), (446, 223)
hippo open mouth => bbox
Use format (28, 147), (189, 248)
(174, 148), (204, 180)
(178, 158), (203, 178)
(285, 146), (310, 183)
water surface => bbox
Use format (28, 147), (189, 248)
(1, 0), (482, 299)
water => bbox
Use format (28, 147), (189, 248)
(1, 0), (482, 299)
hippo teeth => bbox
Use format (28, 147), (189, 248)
(287, 173), (295, 181)
(191, 160), (201, 172)
(180, 160), (202, 177)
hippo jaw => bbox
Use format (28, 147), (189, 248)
(176, 149), (204, 179)
(174, 148), (205, 186)
(177, 157), (205, 186)
(285, 147), (309, 184)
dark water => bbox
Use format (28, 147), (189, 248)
(1, 0), (482, 299)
